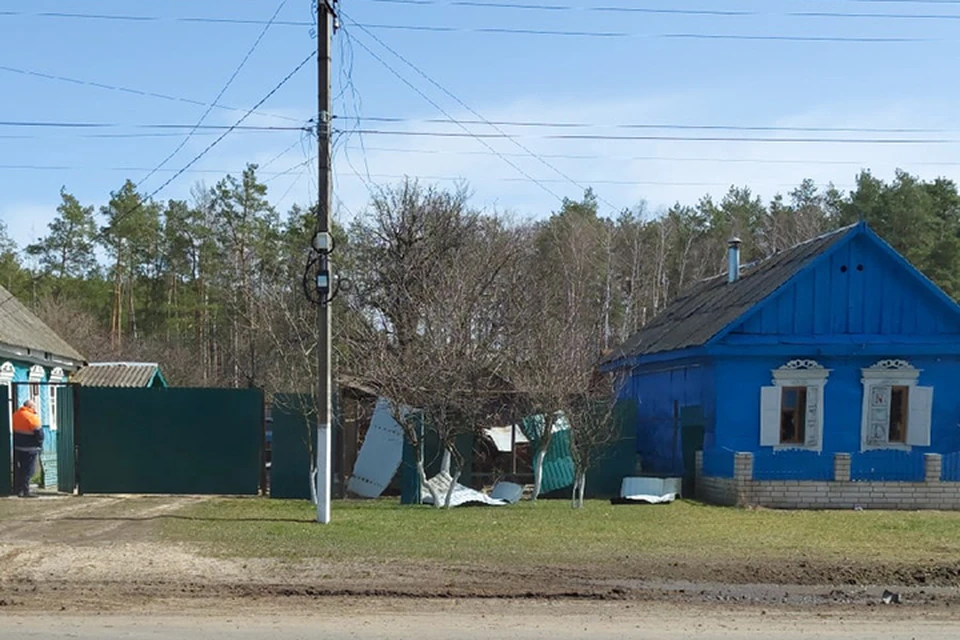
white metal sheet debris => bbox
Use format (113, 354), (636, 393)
(421, 471), (507, 507)
(617, 477), (682, 504)
(490, 481), (524, 504)
(347, 398), (405, 498)
(483, 425), (529, 452)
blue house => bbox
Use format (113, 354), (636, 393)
(603, 222), (960, 509)
(0, 285), (86, 490)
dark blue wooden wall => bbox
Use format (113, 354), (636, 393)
(627, 362), (714, 476)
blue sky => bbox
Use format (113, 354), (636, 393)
(2, 0), (960, 252)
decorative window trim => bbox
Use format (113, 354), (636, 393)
(860, 359), (932, 451)
(0, 361), (14, 384)
(28, 365), (45, 382)
(761, 359), (830, 452)
(49, 367), (65, 383)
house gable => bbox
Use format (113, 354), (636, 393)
(717, 225), (960, 343)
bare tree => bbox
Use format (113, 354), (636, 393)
(347, 180), (524, 508)
(563, 371), (627, 508)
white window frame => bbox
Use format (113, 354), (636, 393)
(860, 359), (932, 451)
(761, 359), (829, 452)
(27, 365), (44, 417)
(48, 367), (64, 431)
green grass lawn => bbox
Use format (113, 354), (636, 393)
(161, 498), (960, 569)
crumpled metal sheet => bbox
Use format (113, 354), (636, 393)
(490, 481), (524, 504)
(483, 425), (529, 452)
(421, 471), (507, 507)
(347, 398), (405, 498)
(618, 476), (681, 504)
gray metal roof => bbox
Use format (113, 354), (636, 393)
(605, 224), (858, 365)
(0, 285), (85, 363)
(73, 362), (161, 387)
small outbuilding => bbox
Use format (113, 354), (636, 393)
(603, 222), (960, 509)
(72, 362), (167, 388)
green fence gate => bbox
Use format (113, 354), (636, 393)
(56, 385), (76, 493)
(71, 387), (263, 495)
(0, 386), (9, 497)
(269, 394), (318, 500)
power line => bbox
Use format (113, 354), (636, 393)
(79, 52), (314, 257)
(352, 22), (932, 41)
(0, 11), (314, 27)
(365, 0), (960, 19)
(0, 11), (951, 41)
(0, 121), (306, 131)
(0, 164), (315, 176)
(343, 15), (623, 212)
(336, 128), (960, 144)
(349, 115), (945, 134)
(9, 5), (960, 22)
(340, 144), (960, 167)
(332, 171), (857, 189)
(338, 25), (567, 203)
(139, 0), (290, 186)
(0, 65), (303, 124)
(0, 52), (316, 321)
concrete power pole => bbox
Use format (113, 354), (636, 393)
(315, 0), (336, 524)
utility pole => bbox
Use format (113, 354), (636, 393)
(314, 0), (336, 524)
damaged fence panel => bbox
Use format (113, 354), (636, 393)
(347, 398), (405, 498)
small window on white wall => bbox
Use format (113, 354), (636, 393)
(861, 359), (932, 450)
(760, 360), (830, 451)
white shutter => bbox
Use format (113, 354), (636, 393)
(866, 385), (891, 446)
(907, 386), (933, 447)
(804, 386), (820, 449)
(760, 386), (781, 446)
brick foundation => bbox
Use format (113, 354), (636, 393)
(695, 452), (960, 510)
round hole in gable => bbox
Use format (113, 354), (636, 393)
(840, 265), (848, 273)
(857, 264), (864, 271)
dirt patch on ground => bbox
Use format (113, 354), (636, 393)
(3, 495), (960, 614)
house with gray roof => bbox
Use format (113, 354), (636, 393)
(0, 284), (85, 429)
(603, 222), (960, 509)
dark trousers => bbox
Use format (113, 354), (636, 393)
(13, 449), (38, 496)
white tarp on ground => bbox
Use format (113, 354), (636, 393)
(618, 477), (682, 504)
(421, 471), (508, 507)
(483, 425), (529, 453)
(347, 398), (406, 498)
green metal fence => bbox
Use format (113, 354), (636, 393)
(56, 386), (76, 493)
(73, 387), (263, 495)
(0, 386), (9, 497)
(269, 394), (318, 500)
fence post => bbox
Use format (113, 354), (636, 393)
(924, 453), (942, 484)
(833, 453), (851, 483)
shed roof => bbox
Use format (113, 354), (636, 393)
(604, 224), (859, 365)
(0, 285), (85, 363)
(73, 362), (164, 388)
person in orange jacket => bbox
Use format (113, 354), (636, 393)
(12, 399), (43, 498)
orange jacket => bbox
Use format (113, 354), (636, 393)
(12, 405), (41, 434)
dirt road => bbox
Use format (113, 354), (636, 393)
(2, 603), (959, 640)
(3, 493), (960, 630)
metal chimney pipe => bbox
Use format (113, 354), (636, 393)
(727, 237), (742, 284)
